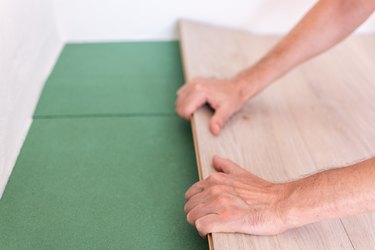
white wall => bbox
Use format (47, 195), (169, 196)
(53, 0), (375, 42)
(0, 0), (63, 197)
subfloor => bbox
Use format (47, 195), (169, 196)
(0, 41), (208, 249)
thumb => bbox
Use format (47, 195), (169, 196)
(210, 105), (234, 135)
(214, 156), (271, 185)
(212, 156), (247, 175)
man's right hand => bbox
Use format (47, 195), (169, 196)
(176, 76), (256, 135)
(175, 0), (375, 136)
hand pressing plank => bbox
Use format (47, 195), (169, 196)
(185, 156), (375, 237)
(176, 77), (259, 135)
(176, 0), (375, 135)
(184, 156), (289, 236)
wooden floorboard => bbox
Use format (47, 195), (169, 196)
(179, 20), (375, 250)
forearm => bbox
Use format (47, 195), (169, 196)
(237, 0), (375, 98)
(283, 156), (375, 229)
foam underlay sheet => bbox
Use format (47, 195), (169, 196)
(0, 117), (207, 249)
(34, 41), (184, 116)
(0, 41), (207, 249)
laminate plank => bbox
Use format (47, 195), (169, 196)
(179, 20), (375, 250)
(293, 37), (375, 250)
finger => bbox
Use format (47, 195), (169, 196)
(176, 80), (193, 96)
(214, 156), (272, 186)
(187, 193), (231, 226)
(195, 214), (222, 237)
(176, 83), (196, 118)
(176, 77), (202, 96)
(184, 190), (208, 214)
(186, 203), (216, 225)
(185, 172), (234, 202)
(184, 184), (230, 213)
(175, 90), (191, 119)
(213, 156), (248, 175)
(176, 90), (206, 120)
(176, 84), (188, 96)
(182, 91), (206, 119)
(185, 181), (206, 201)
(209, 104), (234, 135)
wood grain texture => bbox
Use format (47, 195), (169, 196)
(179, 20), (375, 250)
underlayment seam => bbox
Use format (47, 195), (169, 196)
(33, 112), (178, 120)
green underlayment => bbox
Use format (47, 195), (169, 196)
(0, 41), (208, 249)
(34, 41), (184, 116)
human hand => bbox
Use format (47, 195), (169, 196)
(184, 156), (290, 237)
(176, 77), (255, 135)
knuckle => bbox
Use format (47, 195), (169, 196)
(207, 185), (221, 196)
(206, 175), (219, 185)
(210, 172), (226, 182)
(195, 218), (206, 230)
(193, 83), (202, 90)
(190, 82), (205, 93)
(176, 108), (190, 120)
(196, 219), (212, 235)
(210, 102), (219, 110)
(183, 203), (189, 213)
(186, 211), (195, 224)
(206, 175), (214, 183)
(215, 194), (230, 205)
(184, 191), (189, 200)
(184, 106), (194, 116)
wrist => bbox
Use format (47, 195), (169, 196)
(271, 182), (302, 232)
(278, 181), (307, 230)
(233, 68), (272, 102)
(279, 173), (333, 230)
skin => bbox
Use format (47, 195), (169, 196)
(185, 156), (375, 236)
(176, 0), (375, 236)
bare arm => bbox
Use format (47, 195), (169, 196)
(285, 156), (375, 228)
(238, 0), (375, 98)
(183, 0), (375, 237)
(185, 156), (375, 236)
(176, 0), (375, 135)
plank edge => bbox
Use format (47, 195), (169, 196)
(178, 19), (215, 250)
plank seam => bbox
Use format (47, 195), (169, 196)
(339, 219), (355, 249)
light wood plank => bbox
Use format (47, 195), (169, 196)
(179, 20), (375, 250)
(280, 38), (375, 249)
